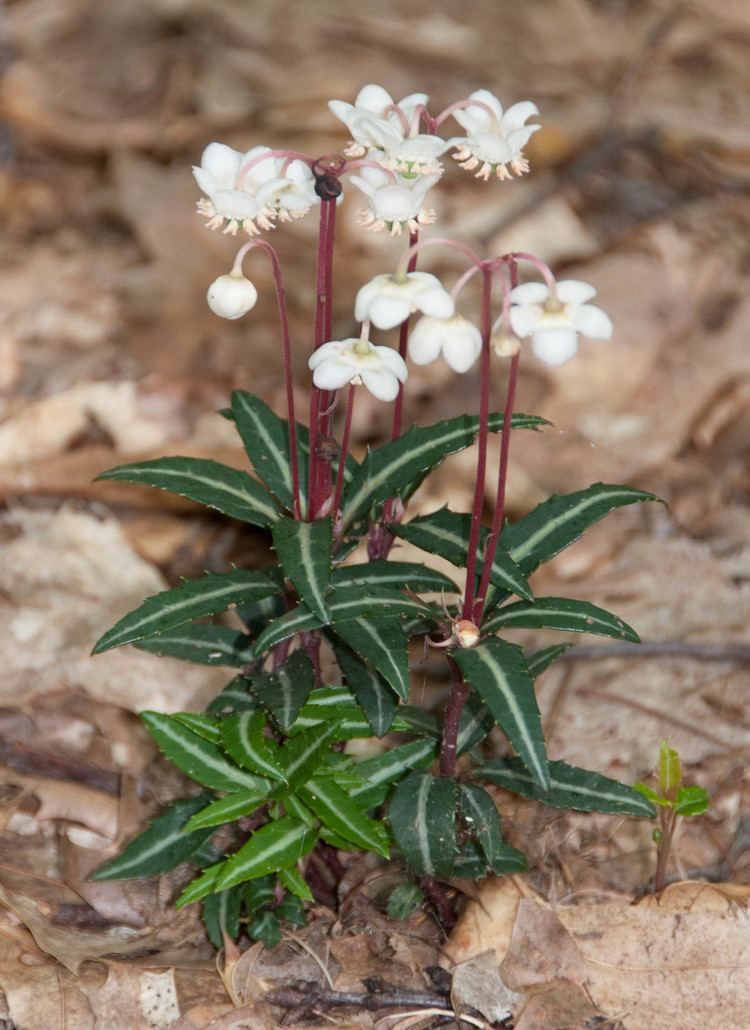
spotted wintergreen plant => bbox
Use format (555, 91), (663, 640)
(91, 84), (660, 948)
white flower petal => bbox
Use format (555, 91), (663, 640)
(509, 282), (550, 305)
(354, 277), (387, 322)
(416, 286), (455, 320)
(210, 189), (261, 221)
(328, 99), (354, 123)
(468, 89), (503, 118)
(355, 84), (395, 113)
(510, 304), (543, 337)
(199, 143), (242, 188)
(207, 274), (258, 320)
(532, 328), (579, 366)
(500, 101), (539, 135)
(556, 279), (597, 305)
(571, 304), (613, 339)
(374, 345), (408, 380)
(239, 146), (277, 186)
(360, 367), (401, 401)
(505, 124), (541, 153)
(368, 294), (412, 330)
(312, 360), (356, 391)
(192, 166), (217, 196)
(443, 326), (482, 373)
(407, 319), (444, 366)
(309, 340), (347, 369)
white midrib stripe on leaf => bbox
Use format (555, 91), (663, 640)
(103, 822), (188, 877)
(415, 774), (434, 875)
(236, 713), (274, 777)
(492, 765), (651, 811)
(192, 792), (263, 827)
(405, 522), (522, 591)
(352, 740), (435, 795)
(298, 524), (328, 618)
(473, 649), (547, 787)
(235, 394), (292, 498)
(118, 465), (277, 520)
(284, 730), (332, 781)
(142, 632), (246, 657)
(509, 488), (638, 565)
(488, 605), (623, 633)
(350, 620), (405, 695)
(275, 666), (296, 728)
(105, 577), (271, 646)
(225, 822), (309, 880)
(151, 717), (262, 790)
(457, 704), (489, 752)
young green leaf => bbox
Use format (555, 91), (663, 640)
(483, 597), (639, 643)
(216, 817), (318, 891)
(97, 456), (279, 527)
(222, 711), (287, 782)
(389, 771), (458, 878)
(525, 644), (571, 678)
(341, 412), (547, 527)
(387, 882), (425, 919)
(476, 757), (658, 817)
(278, 865), (314, 902)
(333, 617), (411, 700)
(299, 777), (390, 857)
(243, 875), (276, 912)
(334, 644), (397, 737)
(276, 723), (340, 790)
(251, 650), (315, 732)
(92, 569), (279, 654)
(272, 516), (333, 623)
(452, 639), (549, 790)
(141, 712), (270, 794)
(91, 795), (212, 881)
(502, 483), (661, 575)
(332, 560), (458, 595)
(389, 508), (532, 601)
(176, 862), (227, 908)
(202, 888), (242, 948)
(659, 739), (682, 794)
(276, 893), (307, 927)
(674, 785), (710, 817)
(634, 783), (671, 808)
(182, 790), (268, 832)
(135, 625), (253, 667)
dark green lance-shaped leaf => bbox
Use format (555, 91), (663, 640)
(93, 568), (278, 654)
(389, 772), (458, 878)
(182, 790), (268, 832)
(526, 644), (571, 678)
(396, 706), (440, 738)
(279, 865), (314, 902)
(333, 617), (411, 700)
(253, 587), (434, 656)
(476, 757), (657, 817)
(276, 723), (340, 790)
(456, 693), (495, 756)
(350, 738), (437, 810)
(172, 713), (221, 744)
(272, 516), (332, 623)
(334, 644), (397, 737)
(459, 783), (508, 870)
(389, 508), (532, 601)
(243, 875), (276, 912)
(251, 650), (315, 732)
(230, 391), (305, 510)
(141, 712), (269, 794)
(135, 625), (253, 667)
(332, 560), (458, 595)
(222, 711), (286, 782)
(387, 882), (425, 919)
(206, 675), (258, 715)
(216, 817), (318, 891)
(176, 862), (227, 908)
(91, 795), (212, 881)
(453, 838), (527, 879)
(502, 483), (660, 575)
(276, 893), (307, 926)
(96, 456), (279, 526)
(203, 888), (242, 948)
(237, 594), (286, 637)
(453, 639), (549, 790)
(341, 412), (547, 527)
(483, 597), (639, 642)
(299, 777), (390, 857)
(248, 910), (281, 948)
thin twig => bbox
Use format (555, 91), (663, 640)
(563, 641), (750, 663)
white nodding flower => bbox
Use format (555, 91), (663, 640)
(309, 334), (408, 402)
(451, 90), (541, 180)
(408, 314), (482, 373)
(349, 167), (440, 236)
(329, 85), (428, 155)
(193, 143), (317, 235)
(206, 272), (258, 320)
(509, 279), (613, 366)
(355, 271), (454, 331)
(379, 134), (452, 177)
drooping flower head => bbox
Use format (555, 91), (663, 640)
(355, 271), (454, 330)
(193, 143), (317, 236)
(349, 167), (440, 236)
(408, 314), (482, 373)
(509, 279), (613, 366)
(450, 90), (541, 180)
(309, 332), (408, 402)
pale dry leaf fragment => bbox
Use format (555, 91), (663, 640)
(449, 949), (521, 1023)
(140, 969), (181, 1029)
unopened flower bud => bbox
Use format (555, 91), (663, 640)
(207, 272), (258, 320)
(492, 330), (522, 357)
(454, 619), (481, 648)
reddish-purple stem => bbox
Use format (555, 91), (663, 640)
(461, 263), (493, 619)
(332, 385), (356, 522)
(439, 660), (469, 778)
(307, 198), (336, 520)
